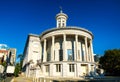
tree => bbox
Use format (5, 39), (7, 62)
(14, 54), (23, 77)
(94, 54), (101, 62)
(17, 54), (23, 71)
(1, 61), (7, 68)
(99, 49), (120, 76)
(14, 63), (20, 77)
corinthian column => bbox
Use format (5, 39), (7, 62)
(43, 39), (46, 62)
(63, 34), (67, 61)
(85, 37), (88, 62)
(75, 35), (78, 61)
(90, 39), (94, 62)
(51, 36), (55, 61)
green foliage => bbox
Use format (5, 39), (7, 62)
(20, 60), (23, 71)
(94, 55), (101, 62)
(14, 54), (23, 77)
(18, 54), (23, 71)
(99, 49), (120, 76)
(1, 61), (7, 67)
(14, 63), (20, 77)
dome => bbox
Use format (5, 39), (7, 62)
(56, 12), (68, 19)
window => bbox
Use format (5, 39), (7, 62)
(54, 50), (55, 60)
(33, 51), (38, 53)
(62, 23), (64, 27)
(45, 65), (49, 72)
(67, 49), (73, 61)
(58, 23), (61, 27)
(56, 64), (61, 72)
(47, 53), (50, 61)
(91, 65), (94, 72)
(69, 64), (74, 72)
(81, 43), (85, 61)
(59, 49), (63, 61)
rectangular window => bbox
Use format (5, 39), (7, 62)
(56, 64), (61, 72)
(81, 43), (84, 61)
(33, 51), (38, 53)
(69, 64), (74, 72)
(47, 53), (50, 61)
(54, 50), (55, 60)
(62, 23), (64, 27)
(59, 49), (63, 61)
(78, 50), (80, 59)
(67, 49), (73, 61)
(59, 23), (61, 27)
(45, 65), (49, 72)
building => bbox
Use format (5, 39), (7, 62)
(22, 10), (96, 78)
(0, 44), (16, 73)
(0, 44), (16, 65)
(8, 48), (16, 65)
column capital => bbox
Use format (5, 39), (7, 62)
(75, 34), (78, 36)
(75, 35), (78, 39)
(90, 39), (92, 43)
(84, 36), (87, 40)
(44, 38), (46, 42)
(63, 34), (66, 38)
(52, 35), (55, 38)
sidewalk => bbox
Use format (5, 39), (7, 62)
(11, 76), (32, 82)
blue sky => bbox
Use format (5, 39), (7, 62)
(0, 0), (120, 61)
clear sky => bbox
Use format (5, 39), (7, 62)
(0, 0), (120, 62)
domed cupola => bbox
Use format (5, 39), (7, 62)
(56, 9), (68, 28)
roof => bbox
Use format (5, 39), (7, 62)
(28, 33), (39, 37)
(56, 12), (68, 19)
(0, 50), (8, 53)
(56, 10), (68, 19)
(40, 26), (93, 38)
